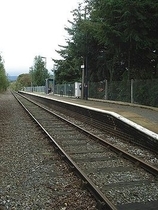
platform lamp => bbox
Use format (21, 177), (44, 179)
(52, 64), (57, 95)
(81, 64), (85, 99)
(29, 67), (33, 92)
(41, 56), (47, 68)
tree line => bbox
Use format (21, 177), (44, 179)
(53, 0), (158, 84)
(11, 56), (50, 91)
(0, 54), (8, 92)
(1, 0), (158, 105)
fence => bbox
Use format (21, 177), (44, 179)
(24, 86), (45, 92)
(24, 84), (75, 96)
(23, 79), (158, 107)
(54, 83), (75, 96)
(89, 79), (158, 107)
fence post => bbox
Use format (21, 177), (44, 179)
(131, 79), (134, 103)
(104, 79), (108, 100)
(64, 84), (66, 95)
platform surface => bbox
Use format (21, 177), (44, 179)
(28, 92), (158, 135)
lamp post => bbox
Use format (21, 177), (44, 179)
(84, 56), (88, 100)
(41, 56), (47, 68)
(81, 60), (88, 100)
(42, 56), (48, 93)
(52, 64), (57, 95)
(81, 64), (85, 99)
(29, 67), (33, 92)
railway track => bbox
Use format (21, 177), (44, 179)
(13, 92), (158, 210)
(1, 92), (98, 209)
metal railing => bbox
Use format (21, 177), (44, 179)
(23, 79), (158, 107)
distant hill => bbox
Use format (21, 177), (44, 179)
(8, 76), (18, 81)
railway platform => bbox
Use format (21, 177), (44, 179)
(24, 92), (158, 135)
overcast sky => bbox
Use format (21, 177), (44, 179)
(0, 0), (83, 76)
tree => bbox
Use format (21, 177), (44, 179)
(53, 0), (158, 84)
(88, 0), (158, 80)
(15, 74), (31, 91)
(53, 3), (93, 84)
(29, 56), (50, 86)
(53, 43), (82, 84)
(0, 54), (9, 92)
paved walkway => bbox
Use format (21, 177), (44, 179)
(51, 95), (158, 134)
(27, 92), (158, 134)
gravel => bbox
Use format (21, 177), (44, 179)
(17, 92), (158, 206)
(0, 91), (97, 210)
(41, 100), (158, 168)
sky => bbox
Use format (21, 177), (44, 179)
(0, 0), (83, 76)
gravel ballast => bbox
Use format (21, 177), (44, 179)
(0, 91), (97, 210)
(16, 92), (158, 207)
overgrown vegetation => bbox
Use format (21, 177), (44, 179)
(29, 56), (50, 86)
(52, 0), (158, 106)
(9, 56), (50, 91)
(14, 74), (32, 91)
(0, 54), (9, 92)
(53, 0), (157, 84)
(1, 0), (157, 106)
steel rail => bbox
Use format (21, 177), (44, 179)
(19, 91), (158, 155)
(15, 92), (158, 177)
(13, 92), (117, 210)
(68, 124), (158, 176)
